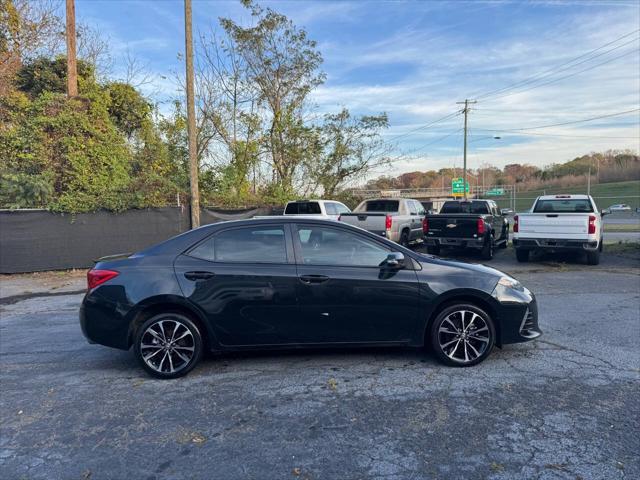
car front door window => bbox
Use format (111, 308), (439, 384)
(296, 226), (390, 267)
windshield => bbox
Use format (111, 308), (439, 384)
(364, 200), (399, 212)
(440, 201), (489, 214)
(285, 202), (322, 214)
(533, 199), (594, 213)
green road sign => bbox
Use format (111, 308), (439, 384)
(451, 177), (469, 196)
(486, 188), (505, 196)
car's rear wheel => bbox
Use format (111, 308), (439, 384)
(480, 236), (494, 260)
(515, 248), (530, 262)
(134, 313), (203, 379)
(430, 304), (495, 367)
(400, 230), (410, 248)
(499, 226), (509, 248)
(586, 248), (600, 265)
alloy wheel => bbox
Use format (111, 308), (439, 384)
(437, 310), (491, 364)
(139, 319), (196, 374)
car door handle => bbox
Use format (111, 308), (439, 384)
(184, 271), (215, 281)
(299, 275), (330, 285)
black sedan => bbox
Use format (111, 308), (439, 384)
(80, 218), (541, 378)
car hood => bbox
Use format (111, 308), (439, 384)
(417, 253), (505, 278)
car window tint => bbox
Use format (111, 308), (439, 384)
(296, 226), (390, 267)
(285, 202), (321, 214)
(325, 203), (338, 215)
(408, 201), (418, 214)
(440, 201), (489, 214)
(364, 200), (399, 212)
(533, 199), (594, 213)
(189, 227), (286, 263)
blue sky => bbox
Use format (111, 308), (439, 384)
(75, 0), (640, 174)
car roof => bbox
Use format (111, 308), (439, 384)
(537, 194), (591, 200)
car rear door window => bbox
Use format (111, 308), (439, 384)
(285, 202), (321, 214)
(533, 199), (594, 213)
(188, 226), (287, 263)
(325, 203), (338, 215)
(295, 226), (390, 267)
(364, 200), (400, 212)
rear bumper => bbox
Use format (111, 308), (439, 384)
(425, 237), (485, 249)
(513, 238), (598, 251)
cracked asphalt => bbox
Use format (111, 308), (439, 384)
(1, 252), (639, 480)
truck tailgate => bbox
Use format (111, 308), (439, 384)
(518, 214), (590, 239)
(339, 213), (387, 232)
(426, 215), (480, 238)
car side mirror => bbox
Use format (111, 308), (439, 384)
(382, 252), (405, 269)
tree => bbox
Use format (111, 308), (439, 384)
(309, 109), (390, 196)
(220, 0), (325, 194)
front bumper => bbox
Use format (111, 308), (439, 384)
(513, 238), (598, 251)
(425, 237), (484, 249)
(493, 288), (542, 345)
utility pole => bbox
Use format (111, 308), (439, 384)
(184, 0), (200, 228)
(587, 166), (591, 195)
(65, 0), (78, 97)
(456, 99), (476, 200)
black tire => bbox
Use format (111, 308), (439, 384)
(429, 303), (495, 367)
(498, 226), (509, 249)
(427, 244), (440, 255)
(134, 313), (204, 379)
(480, 236), (494, 260)
(515, 248), (530, 263)
(400, 230), (410, 248)
(586, 248), (600, 265)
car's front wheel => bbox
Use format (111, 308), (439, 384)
(430, 304), (495, 367)
(134, 313), (203, 379)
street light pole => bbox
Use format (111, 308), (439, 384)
(456, 99), (476, 200)
(184, 0), (200, 229)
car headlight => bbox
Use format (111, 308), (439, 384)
(492, 276), (530, 303)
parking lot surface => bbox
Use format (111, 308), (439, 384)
(1, 250), (639, 480)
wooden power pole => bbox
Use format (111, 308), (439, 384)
(65, 0), (78, 97)
(184, 0), (200, 228)
(456, 99), (476, 200)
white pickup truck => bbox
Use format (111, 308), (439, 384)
(513, 194), (606, 265)
(282, 199), (351, 220)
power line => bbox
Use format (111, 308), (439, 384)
(474, 108), (640, 132)
(470, 131), (639, 141)
(484, 48), (639, 102)
(385, 110), (462, 141)
(471, 28), (640, 101)
(387, 129), (464, 164)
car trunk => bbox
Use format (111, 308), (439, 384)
(518, 214), (590, 239)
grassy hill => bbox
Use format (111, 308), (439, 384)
(493, 180), (640, 212)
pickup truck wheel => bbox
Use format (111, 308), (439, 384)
(498, 226), (509, 249)
(427, 245), (440, 255)
(586, 248), (600, 265)
(430, 304), (495, 367)
(515, 248), (530, 262)
(480, 237), (494, 260)
(400, 230), (410, 248)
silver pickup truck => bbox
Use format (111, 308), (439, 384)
(338, 198), (426, 247)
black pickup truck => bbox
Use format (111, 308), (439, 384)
(423, 199), (509, 260)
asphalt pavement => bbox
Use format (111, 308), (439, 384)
(1, 252), (639, 480)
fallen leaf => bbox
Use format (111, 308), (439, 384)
(327, 378), (338, 391)
(292, 467), (301, 476)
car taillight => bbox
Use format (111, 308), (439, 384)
(385, 215), (392, 230)
(477, 218), (485, 235)
(87, 269), (119, 290)
(588, 215), (596, 234)
(513, 215), (519, 233)
(422, 217), (429, 234)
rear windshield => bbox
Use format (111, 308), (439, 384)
(364, 200), (400, 212)
(440, 201), (489, 214)
(285, 202), (321, 214)
(533, 199), (593, 213)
